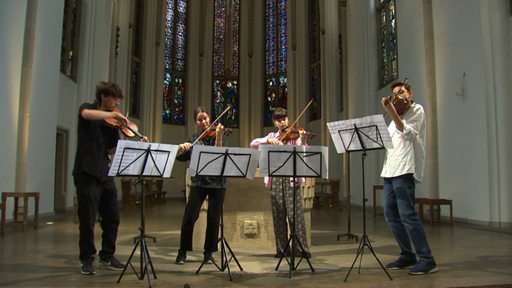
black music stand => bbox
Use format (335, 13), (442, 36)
(258, 144), (328, 278)
(327, 115), (393, 281)
(189, 145), (260, 281)
(109, 140), (178, 288)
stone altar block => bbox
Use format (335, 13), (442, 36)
(186, 171), (315, 251)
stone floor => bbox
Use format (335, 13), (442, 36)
(1, 199), (511, 288)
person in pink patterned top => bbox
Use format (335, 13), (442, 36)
(250, 107), (311, 259)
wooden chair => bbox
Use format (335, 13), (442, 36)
(1, 192), (40, 236)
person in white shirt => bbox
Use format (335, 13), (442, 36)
(380, 79), (437, 275)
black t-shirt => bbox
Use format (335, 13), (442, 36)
(72, 103), (120, 180)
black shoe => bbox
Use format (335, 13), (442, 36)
(409, 260), (438, 275)
(386, 256), (417, 270)
(175, 249), (187, 265)
(203, 252), (214, 264)
(80, 259), (95, 275)
(100, 256), (124, 271)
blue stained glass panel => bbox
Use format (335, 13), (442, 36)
(163, 0), (187, 124)
(264, 0), (287, 126)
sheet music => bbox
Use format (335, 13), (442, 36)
(188, 145), (260, 179)
(327, 114), (393, 154)
(108, 140), (179, 178)
(258, 145), (329, 179)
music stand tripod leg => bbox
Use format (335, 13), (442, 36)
(196, 204), (242, 281)
(117, 176), (157, 287)
(344, 150), (392, 282)
(336, 191), (359, 242)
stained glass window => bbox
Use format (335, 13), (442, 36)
(377, 0), (398, 87)
(129, 0), (143, 118)
(163, 0), (188, 124)
(211, 0), (240, 128)
(308, 0), (321, 121)
(264, 0), (288, 126)
(60, 0), (81, 81)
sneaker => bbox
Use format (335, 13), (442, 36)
(100, 256), (125, 271)
(80, 259), (95, 275)
(175, 249), (187, 265)
(203, 252), (215, 264)
(409, 260), (438, 275)
(386, 257), (417, 270)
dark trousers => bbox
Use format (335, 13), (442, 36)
(74, 172), (120, 261)
(179, 186), (225, 253)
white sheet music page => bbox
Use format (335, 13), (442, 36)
(188, 145), (260, 179)
(108, 140), (178, 178)
(258, 145), (329, 179)
(327, 114), (393, 154)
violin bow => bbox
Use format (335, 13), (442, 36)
(280, 98), (314, 141)
(190, 105), (232, 146)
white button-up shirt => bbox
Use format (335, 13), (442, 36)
(381, 103), (426, 183)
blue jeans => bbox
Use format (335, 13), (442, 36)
(383, 174), (434, 263)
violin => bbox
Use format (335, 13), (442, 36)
(103, 108), (144, 139)
(384, 77), (412, 116)
(198, 125), (233, 141)
(389, 95), (412, 115)
(278, 126), (315, 144)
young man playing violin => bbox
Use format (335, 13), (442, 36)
(250, 107), (311, 259)
(380, 79), (437, 275)
(72, 81), (132, 275)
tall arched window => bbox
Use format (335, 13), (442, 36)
(211, 0), (240, 128)
(264, 0), (288, 126)
(60, 0), (81, 81)
(377, 0), (398, 87)
(163, 0), (188, 125)
(129, 0), (144, 118)
(308, 0), (321, 121)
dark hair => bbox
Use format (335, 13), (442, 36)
(95, 81), (123, 105)
(193, 106), (209, 120)
(390, 79), (411, 93)
(272, 107), (288, 120)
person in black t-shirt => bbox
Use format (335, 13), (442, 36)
(72, 81), (133, 275)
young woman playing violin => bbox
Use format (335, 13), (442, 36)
(175, 106), (228, 265)
(250, 107), (312, 259)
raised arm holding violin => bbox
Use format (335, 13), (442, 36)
(381, 78), (413, 132)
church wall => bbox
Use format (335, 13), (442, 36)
(57, 0), (117, 211)
(431, 0), (511, 225)
(0, 0), (27, 197)
(24, 0), (64, 217)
